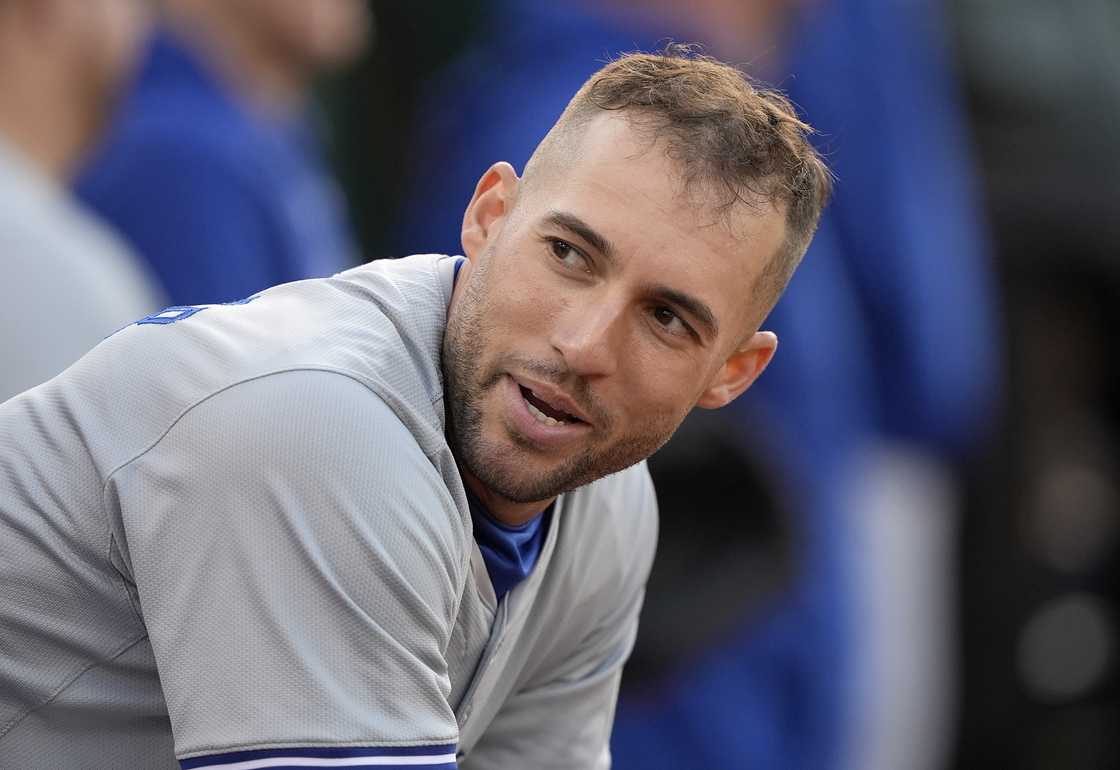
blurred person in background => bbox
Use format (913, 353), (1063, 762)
(0, 0), (163, 403)
(75, 0), (369, 306)
(785, 2), (1001, 768)
(390, 0), (1000, 767)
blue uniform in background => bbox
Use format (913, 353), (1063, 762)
(76, 27), (356, 306)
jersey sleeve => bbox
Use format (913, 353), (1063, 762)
(105, 369), (464, 768)
(462, 468), (659, 770)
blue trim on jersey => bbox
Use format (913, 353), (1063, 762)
(222, 294), (260, 306)
(179, 743), (458, 769)
(185, 765), (458, 770)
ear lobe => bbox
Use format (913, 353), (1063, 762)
(696, 331), (778, 409)
(461, 161), (519, 259)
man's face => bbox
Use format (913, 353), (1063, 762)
(444, 114), (785, 507)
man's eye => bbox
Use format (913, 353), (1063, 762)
(548, 239), (589, 271)
(652, 306), (690, 336)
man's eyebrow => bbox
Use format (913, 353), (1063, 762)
(651, 285), (720, 338)
(544, 210), (616, 263)
(543, 210), (719, 337)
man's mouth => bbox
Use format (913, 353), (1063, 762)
(519, 385), (582, 427)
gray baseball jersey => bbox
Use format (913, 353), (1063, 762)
(0, 253), (658, 769)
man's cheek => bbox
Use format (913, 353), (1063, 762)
(506, 285), (562, 335)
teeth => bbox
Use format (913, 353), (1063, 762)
(526, 398), (564, 427)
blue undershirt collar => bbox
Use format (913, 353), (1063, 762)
(463, 485), (552, 602)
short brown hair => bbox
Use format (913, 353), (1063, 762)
(537, 46), (832, 312)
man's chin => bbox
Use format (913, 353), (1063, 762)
(465, 462), (568, 506)
(456, 440), (588, 503)
(456, 421), (648, 504)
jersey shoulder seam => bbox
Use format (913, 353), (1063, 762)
(100, 366), (403, 497)
(97, 365), (466, 626)
(96, 367), (396, 628)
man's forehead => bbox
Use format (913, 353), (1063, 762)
(525, 176), (784, 272)
(519, 113), (789, 327)
(563, 112), (670, 173)
(525, 113), (666, 191)
(531, 112), (784, 238)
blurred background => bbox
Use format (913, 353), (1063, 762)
(2, 0), (1117, 768)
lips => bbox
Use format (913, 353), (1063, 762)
(520, 385), (580, 424)
(509, 373), (591, 425)
(500, 375), (592, 446)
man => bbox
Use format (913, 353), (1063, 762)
(393, 6), (1000, 770)
(0, 51), (831, 768)
(0, 0), (162, 402)
(75, 0), (368, 306)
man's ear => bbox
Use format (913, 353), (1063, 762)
(461, 162), (519, 259)
(696, 331), (778, 409)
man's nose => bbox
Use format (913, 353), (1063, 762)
(549, 297), (624, 378)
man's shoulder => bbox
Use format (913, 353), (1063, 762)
(135, 368), (449, 496)
(570, 461), (658, 523)
(506, 463), (657, 684)
(556, 462), (659, 579)
(32, 255), (458, 478)
(104, 368), (470, 573)
(104, 253), (454, 389)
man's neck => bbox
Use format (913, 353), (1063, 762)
(458, 464), (554, 528)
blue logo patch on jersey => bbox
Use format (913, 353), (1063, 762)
(135, 295), (260, 326)
(135, 306), (207, 325)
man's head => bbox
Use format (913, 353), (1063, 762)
(443, 50), (831, 521)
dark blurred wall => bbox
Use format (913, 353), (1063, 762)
(317, 1), (489, 260)
(950, 2), (1120, 768)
